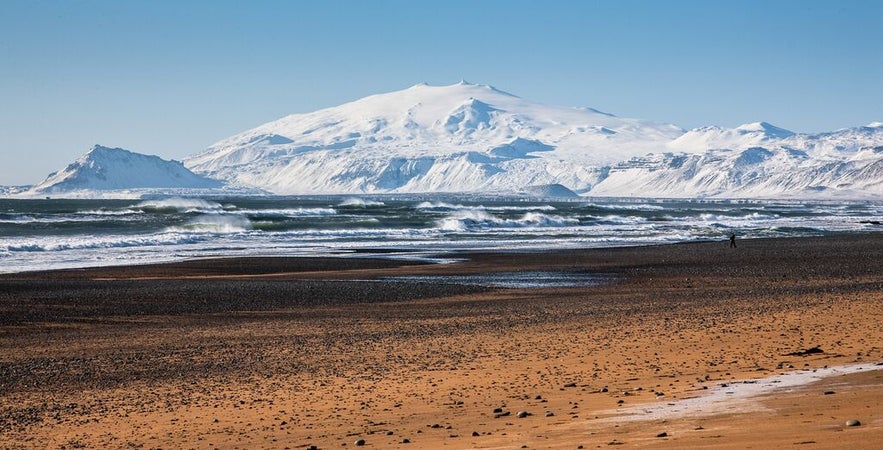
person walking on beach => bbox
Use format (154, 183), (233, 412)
(729, 232), (737, 248)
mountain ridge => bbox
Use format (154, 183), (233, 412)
(14, 82), (883, 199)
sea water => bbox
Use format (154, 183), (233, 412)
(1, 195), (881, 274)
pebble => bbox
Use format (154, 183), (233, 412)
(656, 432), (668, 438)
(402, 438), (410, 444)
(545, 411), (555, 417)
(516, 410), (530, 418)
(846, 419), (861, 427)
(354, 438), (365, 446)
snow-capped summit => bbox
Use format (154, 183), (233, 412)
(668, 121), (795, 153)
(31, 145), (224, 194)
(734, 121), (795, 138)
(23, 82), (883, 200)
(185, 82), (683, 194)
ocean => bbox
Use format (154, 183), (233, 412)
(1, 195), (881, 274)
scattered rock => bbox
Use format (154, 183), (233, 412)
(472, 431), (480, 437)
(354, 438), (365, 446)
(307, 446), (318, 450)
(846, 419), (861, 427)
(492, 407), (503, 414)
(545, 411), (555, 417)
(516, 410), (530, 418)
(656, 432), (668, 438)
(823, 391), (835, 395)
(564, 382), (577, 388)
(494, 411), (511, 418)
(785, 347), (824, 356)
(401, 438), (410, 444)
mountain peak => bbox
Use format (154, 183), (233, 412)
(33, 145), (222, 193)
(86, 145), (136, 158)
(735, 121), (795, 138)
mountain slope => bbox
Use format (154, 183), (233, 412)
(185, 82), (683, 194)
(28, 84), (883, 199)
(31, 145), (224, 194)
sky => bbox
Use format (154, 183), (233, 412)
(1, 0), (881, 185)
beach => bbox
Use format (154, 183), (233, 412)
(1, 234), (882, 448)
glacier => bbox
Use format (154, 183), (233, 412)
(12, 83), (883, 199)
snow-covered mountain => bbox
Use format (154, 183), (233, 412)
(26, 145), (228, 197)
(185, 81), (684, 194)
(592, 124), (883, 199)
(183, 82), (883, 198)
(21, 83), (883, 199)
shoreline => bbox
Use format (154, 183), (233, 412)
(2, 233), (882, 448)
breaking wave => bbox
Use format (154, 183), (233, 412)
(133, 197), (224, 213)
(233, 207), (337, 217)
(417, 201), (556, 212)
(3, 233), (209, 253)
(167, 214), (253, 233)
(339, 198), (385, 207)
(437, 210), (579, 231)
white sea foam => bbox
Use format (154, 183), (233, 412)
(436, 210), (577, 231)
(228, 207), (337, 217)
(2, 232), (208, 253)
(338, 198), (385, 207)
(134, 197), (224, 213)
(167, 214), (253, 233)
(417, 201), (556, 212)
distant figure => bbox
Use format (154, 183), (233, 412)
(729, 232), (737, 248)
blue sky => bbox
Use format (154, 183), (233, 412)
(1, 0), (881, 185)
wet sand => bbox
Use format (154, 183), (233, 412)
(1, 234), (882, 448)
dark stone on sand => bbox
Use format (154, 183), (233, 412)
(846, 419), (861, 427)
(563, 382), (577, 388)
(472, 431), (480, 437)
(307, 446), (318, 450)
(656, 432), (668, 438)
(493, 407), (503, 414)
(823, 390), (835, 395)
(402, 438), (410, 444)
(516, 410), (530, 418)
(785, 346), (824, 357)
(354, 439), (365, 446)
(545, 411), (554, 417)
(494, 411), (511, 418)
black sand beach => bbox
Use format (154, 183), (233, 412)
(2, 234), (882, 448)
